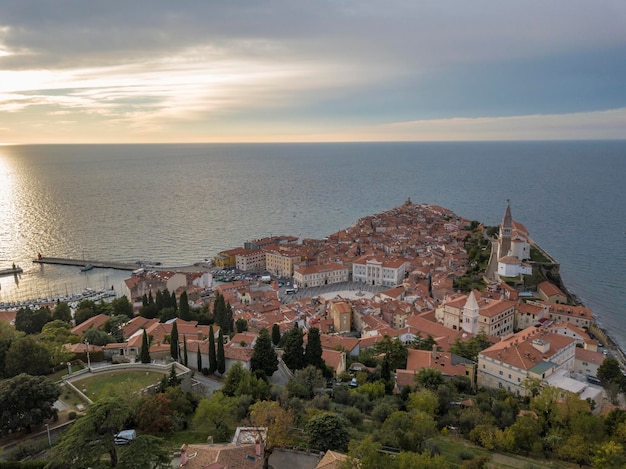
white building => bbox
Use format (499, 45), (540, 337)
(497, 255), (532, 277)
(352, 256), (406, 287)
(477, 326), (577, 395)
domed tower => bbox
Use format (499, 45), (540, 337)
(498, 200), (512, 260)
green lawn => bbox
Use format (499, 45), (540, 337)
(71, 370), (166, 402)
(434, 435), (579, 469)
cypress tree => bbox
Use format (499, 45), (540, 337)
(142, 293), (148, 307)
(156, 290), (164, 312)
(282, 324), (305, 371)
(251, 328), (278, 378)
(140, 329), (151, 364)
(167, 364), (180, 387)
(171, 290), (177, 310)
(183, 336), (188, 366)
(197, 344), (202, 372)
(170, 321), (179, 361)
(271, 323), (281, 346)
(304, 327), (325, 370)
(217, 329), (225, 374)
(148, 291), (154, 305)
(214, 293), (228, 333)
(208, 325), (217, 374)
(179, 291), (190, 321)
(225, 303), (234, 334)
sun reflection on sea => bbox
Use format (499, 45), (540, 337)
(0, 149), (16, 264)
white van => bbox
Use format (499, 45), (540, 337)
(114, 429), (136, 445)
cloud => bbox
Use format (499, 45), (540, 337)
(0, 1), (625, 143)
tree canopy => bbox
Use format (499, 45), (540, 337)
(0, 373), (60, 433)
(249, 400), (294, 469)
(4, 335), (53, 377)
(305, 412), (350, 452)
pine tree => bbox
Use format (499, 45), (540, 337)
(179, 291), (190, 321)
(196, 344), (202, 372)
(208, 325), (217, 374)
(217, 329), (226, 374)
(251, 328), (278, 378)
(170, 321), (179, 361)
(183, 336), (188, 366)
(271, 323), (281, 346)
(140, 329), (151, 364)
(282, 325), (305, 371)
(304, 327), (325, 370)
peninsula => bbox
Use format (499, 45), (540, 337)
(124, 199), (622, 400)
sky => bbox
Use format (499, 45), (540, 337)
(1, 1), (625, 144)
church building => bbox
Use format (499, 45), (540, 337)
(497, 201), (532, 277)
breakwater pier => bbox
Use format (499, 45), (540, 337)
(33, 257), (208, 273)
(34, 257), (140, 271)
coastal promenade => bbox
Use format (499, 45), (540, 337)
(33, 257), (209, 273)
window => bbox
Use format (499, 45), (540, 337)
(499, 370), (503, 376)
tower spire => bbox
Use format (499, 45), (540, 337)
(499, 200), (513, 260)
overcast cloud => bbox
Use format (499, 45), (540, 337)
(1, 0), (625, 143)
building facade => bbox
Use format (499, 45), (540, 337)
(352, 256), (406, 287)
(477, 326), (576, 395)
(293, 262), (349, 288)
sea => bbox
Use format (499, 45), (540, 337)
(0, 141), (624, 347)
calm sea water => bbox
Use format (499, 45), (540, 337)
(0, 141), (624, 346)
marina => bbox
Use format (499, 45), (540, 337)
(0, 287), (117, 312)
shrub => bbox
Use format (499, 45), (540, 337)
(422, 439), (441, 456)
(3, 440), (50, 462)
(68, 411), (77, 420)
(341, 406), (363, 426)
(458, 449), (475, 461)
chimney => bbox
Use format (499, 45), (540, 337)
(256, 436), (262, 457)
(432, 344), (438, 360)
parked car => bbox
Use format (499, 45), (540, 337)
(114, 429), (136, 445)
